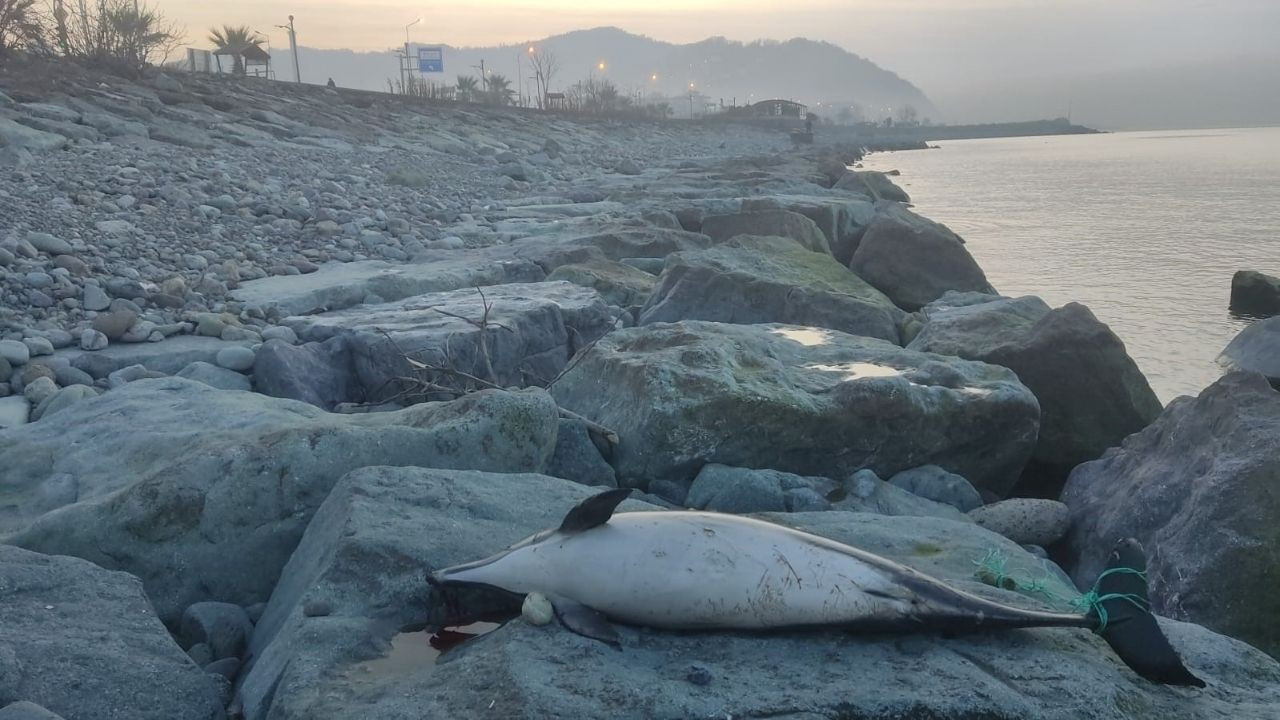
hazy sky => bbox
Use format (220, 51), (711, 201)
(169, 0), (1280, 94)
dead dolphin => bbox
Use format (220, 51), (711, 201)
(429, 488), (1204, 687)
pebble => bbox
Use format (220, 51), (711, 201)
(91, 308), (138, 341)
(22, 376), (58, 406)
(521, 592), (554, 626)
(82, 284), (111, 311)
(24, 272), (53, 288)
(26, 231), (73, 255)
(0, 339), (31, 366)
(79, 329), (109, 351)
(22, 336), (55, 357)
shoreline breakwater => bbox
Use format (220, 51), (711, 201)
(2, 61), (1279, 719)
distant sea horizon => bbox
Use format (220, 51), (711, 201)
(862, 126), (1280, 404)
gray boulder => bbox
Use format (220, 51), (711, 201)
(236, 467), (657, 720)
(546, 258), (657, 308)
(888, 465), (983, 512)
(176, 361), (253, 392)
(253, 337), (359, 409)
(551, 321), (1040, 496)
(179, 602), (253, 662)
(514, 226), (713, 272)
(545, 418), (617, 488)
(284, 282), (615, 405)
(1218, 315), (1280, 386)
(0, 378), (560, 622)
(700, 210), (832, 255)
(0, 117), (67, 152)
(686, 464), (793, 513)
(741, 194), (876, 265)
(909, 294), (1052, 356)
(1229, 269), (1280, 317)
(835, 469), (970, 521)
(835, 169), (911, 203)
(851, 204), (996, 311)
(0, 545), (225, 720)
(238, 468), (1277, 719)
(639, 235), (904, 344)
(1062, 372), (1280, 658)
(911, 299), (1162, 493)
(0, 702), (64, 720)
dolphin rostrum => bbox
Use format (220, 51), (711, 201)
(429, 488), (1204, 687)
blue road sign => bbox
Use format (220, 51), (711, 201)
(418, 47), (444, 73)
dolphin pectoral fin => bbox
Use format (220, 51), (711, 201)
(547, 594), (621, 647)
(559, 488), (633, 534)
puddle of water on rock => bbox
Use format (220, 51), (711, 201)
(771, 327), (831, 346)
(350, 622), (501, 681)
(806, 362), (903, 380)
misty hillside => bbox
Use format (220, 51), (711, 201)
(282, 27), (934, 116)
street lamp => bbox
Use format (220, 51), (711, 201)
(401, 18), (422, 93)
(274, 16), (300, 84)
(597, 61), (606, 71)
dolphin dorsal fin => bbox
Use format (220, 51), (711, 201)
(559, 488), (632, 533)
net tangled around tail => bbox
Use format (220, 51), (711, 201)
(972, 547), (1150, 633)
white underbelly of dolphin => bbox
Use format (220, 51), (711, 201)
(448, 512), (908, 629)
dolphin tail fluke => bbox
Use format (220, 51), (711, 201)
(1090, 538), (1205, 687)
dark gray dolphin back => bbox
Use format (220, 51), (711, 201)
(1092, 538), (1205, 687)
(559, 488), (632, 533)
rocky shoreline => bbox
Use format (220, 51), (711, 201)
(3, 63), (1280, 719)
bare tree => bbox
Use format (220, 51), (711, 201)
(527, 48), (559, 110)
(895, 103), (919, 126)
(0, 0), (42, 56)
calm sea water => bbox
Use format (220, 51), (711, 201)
(862, 126), (1280, 403)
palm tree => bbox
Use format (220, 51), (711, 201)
(455, 74), (479, 103)
(207, 24), (260, 75)
(484, 73), (515, 106)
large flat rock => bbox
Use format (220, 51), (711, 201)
(639, 234), (905, 343)
(237, 467), (1278, 720)
(231, 255), (544, 317)
(280, 281), (616, 404)
(551, 321), (1040, 495)
(0, 545), (225, 720)
(237, 467), (658, 720)
(55, 335), (254, 379)
(0, 378), (559, 621)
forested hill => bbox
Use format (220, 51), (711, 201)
(285, 26), (934, 116)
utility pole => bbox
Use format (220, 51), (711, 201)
(472, 59), (487, 95)
(276, 16), (300, 83)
